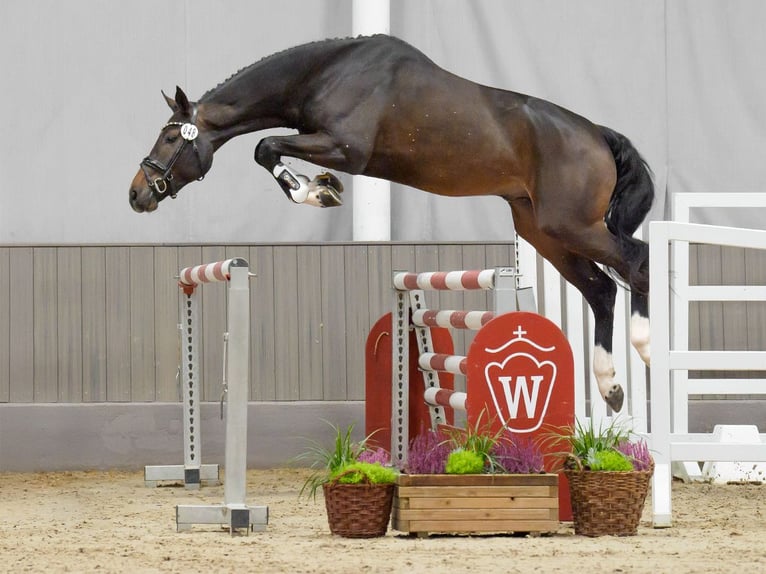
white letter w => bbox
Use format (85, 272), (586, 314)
(498, 375), (543, 419)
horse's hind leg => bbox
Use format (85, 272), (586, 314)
(630, 290), (650, 366)
(254, 133), (350, 208)
(510, 200), (624, 411)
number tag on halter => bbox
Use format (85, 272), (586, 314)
(180, 123), (199, 141)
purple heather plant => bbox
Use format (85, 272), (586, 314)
(492, 434), (546, 474)
(358, 447), (391, 466)
(616, 439), (653, 471)
(404, 429), (451, 474)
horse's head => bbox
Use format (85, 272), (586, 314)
(129, 87), (214, 213)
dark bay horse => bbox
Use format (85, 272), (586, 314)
(129, 35), (653, 412)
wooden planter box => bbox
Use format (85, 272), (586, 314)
(393, 474), (559, 536)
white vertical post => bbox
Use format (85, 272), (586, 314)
(223, 262), (250, 508)
(649, 221), (672, 527)
(352, 0), (391, 241)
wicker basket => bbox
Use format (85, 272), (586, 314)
(322, 481), (395, 538)
(564, 463), (653, 537)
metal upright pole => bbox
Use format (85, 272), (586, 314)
(224, 261), (249, 511)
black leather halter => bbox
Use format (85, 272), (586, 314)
(140, 107), (205, 199)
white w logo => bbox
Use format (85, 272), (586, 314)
(497, 375), (544, 419)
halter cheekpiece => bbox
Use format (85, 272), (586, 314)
(140, 106), (205, 199)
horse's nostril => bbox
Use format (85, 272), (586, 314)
(130, 189), (138, 201)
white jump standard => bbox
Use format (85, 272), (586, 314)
(144, 263), (223, 489)
(170, 258), (268, 534)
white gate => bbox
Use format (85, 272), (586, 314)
(649, 219), (766, 527)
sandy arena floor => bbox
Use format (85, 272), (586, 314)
(0, 468), (763, 573)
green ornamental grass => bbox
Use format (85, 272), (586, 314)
(330, 461), (398, 484)
(445, 449), (485, 474)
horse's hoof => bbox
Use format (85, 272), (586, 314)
(315, 172), (343, 194)
(306, 175), (343, 208)
(605, 384), (624, 412)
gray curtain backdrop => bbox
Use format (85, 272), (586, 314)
(0, 0), (762, 243)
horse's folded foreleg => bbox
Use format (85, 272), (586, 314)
(255, 133), (349, 207)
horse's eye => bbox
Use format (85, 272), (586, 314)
(165, 135), (179, 144)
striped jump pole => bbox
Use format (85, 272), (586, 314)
(424, 387), (467, 412)
(389, 266), (529, 466)
(147, 257), (267, 534)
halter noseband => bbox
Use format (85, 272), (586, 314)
(140, 106), (205, 199)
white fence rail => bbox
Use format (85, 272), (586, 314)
(649, 219), (766, 527)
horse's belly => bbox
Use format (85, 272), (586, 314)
(365, 151), (527, 199)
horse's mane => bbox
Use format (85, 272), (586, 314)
(199, 36), (363, 102)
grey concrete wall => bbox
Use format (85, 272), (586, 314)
(2, 400), (764, 472)
(0, 402), (364, 472)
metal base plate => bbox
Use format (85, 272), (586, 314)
(176, 503), (269, 534)
(144, 464), (220, 489)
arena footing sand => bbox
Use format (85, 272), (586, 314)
(1, 469), (763, 573)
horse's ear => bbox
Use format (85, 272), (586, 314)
(162, 89), (178, 112)
(174, 86), (192, 114)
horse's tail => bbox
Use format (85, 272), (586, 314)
(599, 125), (654, 293)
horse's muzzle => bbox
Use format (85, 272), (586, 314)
(129, 185), (158, 213)
(129, 169), (160, 213)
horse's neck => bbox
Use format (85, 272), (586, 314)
(200, 77), (296, 149)
(199, 40), (350, 149)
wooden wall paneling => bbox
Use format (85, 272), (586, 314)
(391, 244), (416, 276)
(366, 244), (392, 327)
(344, 245), (370, 400)
(8, 248), (33, 402)
(154, 247), (180, 401)
(129, 247), (156, 401)
(81, 247), (107, 401)
(744, 248), (766, 394)
(0, 248), (9, 402)
(296, 245), (323, 400)
(33, 248), (58, 402)
(320, 245), (347, 400)
(720, 247), (747, 384)
(200, 246), (227, 402)
(695, 244), (724, 383)
(249, 245), (276, 401)
(721, 246), (748, 346)
(273, 245), (300, 400)
(688, 245), (701, 353)
(105, 247), (132, 401)
(57, 248), (83, 402)
(745, 248), (766, 354)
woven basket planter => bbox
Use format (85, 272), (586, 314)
(563, 463), (653, 537)
(393, 474), (559, 536)
(322, 482), (395, 538)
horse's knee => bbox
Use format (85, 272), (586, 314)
(254, 137), (279, 168)
(630, 313), (651, 366)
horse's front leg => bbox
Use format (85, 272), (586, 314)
(254, 133), (349, 208)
